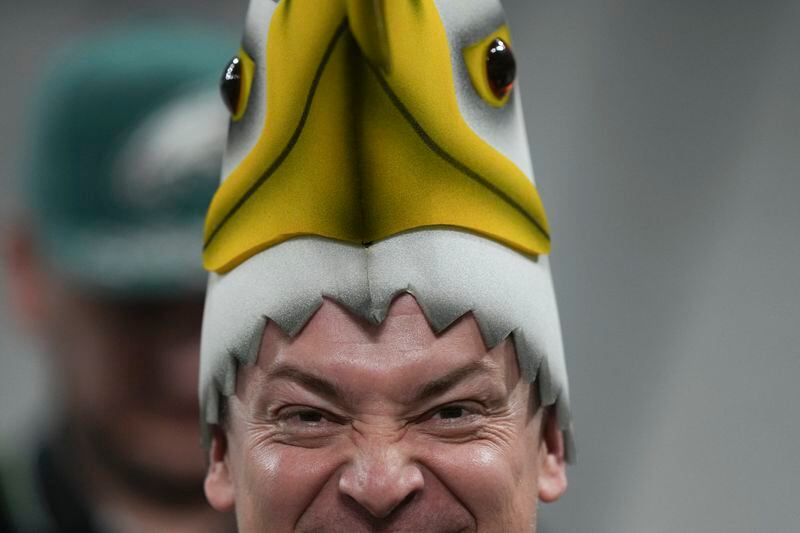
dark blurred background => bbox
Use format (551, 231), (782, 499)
(1, 1), (798, 532)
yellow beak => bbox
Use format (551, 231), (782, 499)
(203, 0), (550, 273)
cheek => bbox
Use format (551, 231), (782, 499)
(420, 437), (539, 528)
(232, 441), (345, 531)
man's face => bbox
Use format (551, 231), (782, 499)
(205, 294), (567, 532)
(42, 285), (208, 495)
(7, 231), (208, 499)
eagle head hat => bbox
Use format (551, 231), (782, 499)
(200, 0), (575, 462)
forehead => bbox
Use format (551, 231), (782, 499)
(245, 294), (522, 399)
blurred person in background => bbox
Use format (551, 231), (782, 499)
(0, 26), (236, 533)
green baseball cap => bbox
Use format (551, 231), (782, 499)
(22, 24), (235, 297)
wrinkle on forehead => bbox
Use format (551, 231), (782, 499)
(259, 293), (499, 372)
(238, 294), (522, 411)
(296, 294), (438, 344)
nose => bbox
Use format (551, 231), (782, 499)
(338, 440), (425, 519)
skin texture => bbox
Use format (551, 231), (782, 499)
(6, 227), (234, 532)
(205, 294), (567, 532)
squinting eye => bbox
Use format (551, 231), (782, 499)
(220, 56), (242, 114)
(437, 406), (466, 419)
(296, 410), (324, 423)
(486, 38), (516, 99)
(220, 49), (254, 121)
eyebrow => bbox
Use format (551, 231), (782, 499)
(265, 365), (343, 404)
(263, 359), (495, 407)
(411, 359), (494, 404)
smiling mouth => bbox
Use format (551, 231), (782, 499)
(296, 515), (477, 533)
(298, 526), (474, 533)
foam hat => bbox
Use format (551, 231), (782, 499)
(200, 0), (575, 461)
